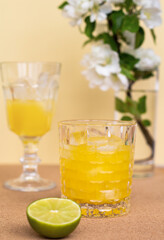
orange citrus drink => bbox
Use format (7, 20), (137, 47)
(60, 134), (134, 217)
(6, 99), (54, 137)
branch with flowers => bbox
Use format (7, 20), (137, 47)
(59, 0), (162, 160)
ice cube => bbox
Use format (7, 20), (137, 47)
(87, 127), (108, 147)
(69, 131), (87, 145)
(36, 73), (59, 99)
(87, 136), (108, 147)
(97, 135), (123, 154)
(38, 72), (49, 88)
(8, 79), (31, 100)
(97, 144), (118, 153)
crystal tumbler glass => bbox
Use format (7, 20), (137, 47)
(59, 120), (137, 217)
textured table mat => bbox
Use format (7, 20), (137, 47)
(0, 165), (164, 240)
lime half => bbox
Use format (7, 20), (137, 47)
(26, 198), (81, 238)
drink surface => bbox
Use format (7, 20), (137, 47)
(60, 134), (133, 205)
(6, 99), (54, 137)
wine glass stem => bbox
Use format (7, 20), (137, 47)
(20, 141), (41, 180)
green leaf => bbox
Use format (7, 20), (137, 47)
(150, 29), (156, 43)
(110, 10), (125, 33)
(58, 1), (68, 9)
(84, 16), (96, 38)
(115, 97), (127, 113)
(121, 116), (133, 121)
(116, 95), (149, 119)
(126, 96), (139, 115)
(142, 119), (151, 127)
(120, 53), (139, 70)
(135, 27), (145, 49)
(95, 33), (118, 51)
(125, 0), (133, 10)
(134, 70), (154, 80)
(122, 15), (139, 33)
(121, 67), (135, 80)
(83, 39), (92, 47)
(116, 96), (142, 117)
(137, 95), (146, 114)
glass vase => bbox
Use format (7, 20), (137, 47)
(114, 70), (159, 178)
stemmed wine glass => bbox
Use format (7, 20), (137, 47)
(1, 62), (61, 191)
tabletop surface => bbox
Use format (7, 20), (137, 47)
(0, 165), (164, 240)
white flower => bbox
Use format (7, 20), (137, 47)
(62, 0), (92, 26)
(82, 43), (128, 91)
(82, 69), (128, 91)
(134, 0), (162, 29)
(130, 48), (160, 71)
(140, 6), (162, 29)
(82, 43), (121, 76)
(123, 47), (160, 71)
(62, 0), (112, 26)
(134, 0), (161, 9)
(90, 0), (112, 22)
(82, 68), (106, 89)
(133, 0), (148, 6)
(99, 73), (128, 91)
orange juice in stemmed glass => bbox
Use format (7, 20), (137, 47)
(1, 62), (61, 191)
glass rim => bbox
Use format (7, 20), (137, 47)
(59, 119), (137, 127)
(0, 61), (61, 67)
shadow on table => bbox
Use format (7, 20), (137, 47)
(11, 222), (81, 240)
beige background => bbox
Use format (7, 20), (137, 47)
(0, 0), (163, 165)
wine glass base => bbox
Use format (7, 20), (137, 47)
(4, 176), (56, 192)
